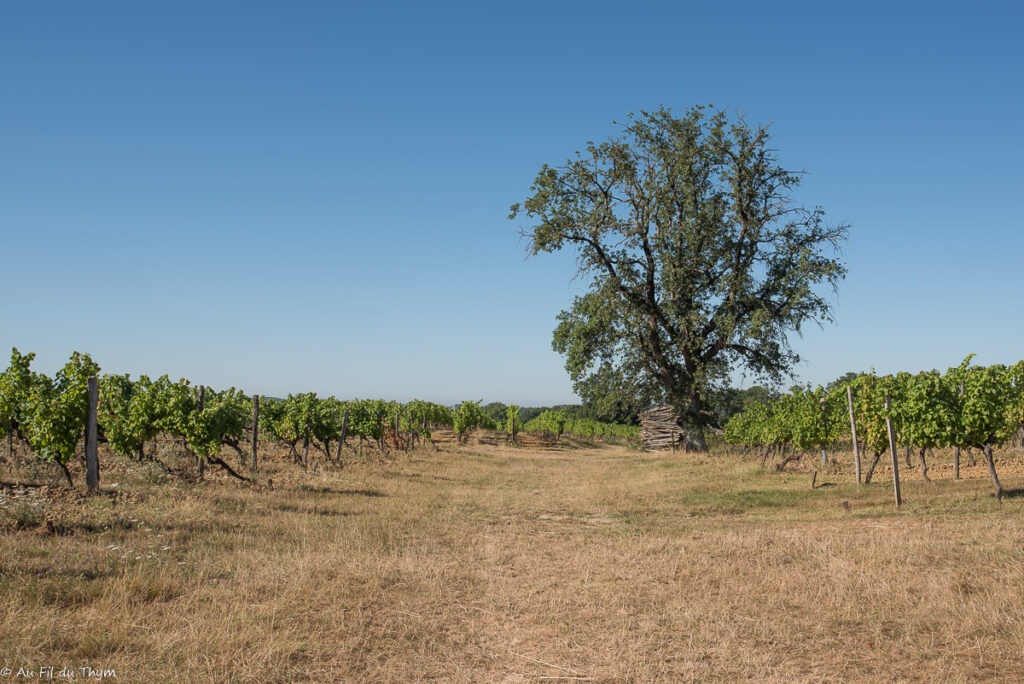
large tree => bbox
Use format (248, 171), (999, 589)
(510, 106), (847, 450)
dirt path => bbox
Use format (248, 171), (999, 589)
(3, 443), (1024, 682)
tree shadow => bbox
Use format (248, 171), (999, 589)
(272, 503), (358, 517)
(0, 480), (50, 489)
(297, 485), (386, 498)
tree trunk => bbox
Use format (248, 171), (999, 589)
(983, 443), (1003, 501)
(223, 438), (248, 465)
(668, 395), (710, 453)
(682, 427), (707, 452)
(57, 461), (73, 487)
(863, 450), (882, 484)
(776, 450), (803, 471)
(918, 447), (931, 483)
(675, 417), (707, 452)
(207, 455), (252, 483)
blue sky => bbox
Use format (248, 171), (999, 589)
(2, 1), (1022, 405)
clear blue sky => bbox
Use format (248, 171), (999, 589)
(2, 1), (1022, 405)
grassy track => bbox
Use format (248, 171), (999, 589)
(2, 440), (1024, 682)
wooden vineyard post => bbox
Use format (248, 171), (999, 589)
(301, 423), (311, 469)
(336, 410), (349, 461)
(847, 386), (862, 486)
(377, 411), (384, 451)
(251, 395), (259, 472)
(197, 385), (206, 479)
(86, 376), (100, 493)
(885, 395), (902, 508)
(819, 396), (828, 465)
(953, 384), (964, 480)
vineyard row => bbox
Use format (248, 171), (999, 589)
(0, 349), (637, 489)
(724, 355), (1024, 500)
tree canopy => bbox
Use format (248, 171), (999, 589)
(510, 105), (847, 449)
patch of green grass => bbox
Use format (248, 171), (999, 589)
(2, 502), (44, 529)
(678, 486), (820, 515)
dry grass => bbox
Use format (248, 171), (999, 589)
(3, 438), (1024, 682)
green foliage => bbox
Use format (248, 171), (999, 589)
(517, 406), (547, 423)
(1006, 361), (1024, 438)
(344, 399), (387, 441)
(153, 378), (197, 440)
(724, 399), (771, 448)
(525, 409), (566, 440)
(726, 386), (842, 452)
(506, 404), (522, 440)
(260, 393), (351, 455)
(571, 363), (652, 425)
(2, 348), (642, 466)
(725, 356), (1024, 458)
(0, 348), (37, 438)
(184, 387), (250, 460)
(512, 105), (848, 445)
(708, 385), (779, 426)
(894, 370), (955, 450)
(23, 352), (101, 466)
(481, 402), (509, 425)
(279, 392), (319, 445)
(959, 362), (1017, 448)
(523, 410), (638, 441)
(849, 372), (892, 454)
(148, 380), (250, 461)
(98, 374), (171, 458)
(313, 397), (346, 452)
(404, 400), (453, 435)
(785, 388), (829, 452)
(258, 396), (288, 441)
(567, 416), (638, 440)
(452, 400), (496, 441)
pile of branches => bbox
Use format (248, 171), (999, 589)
(639, 406), (686, 452)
